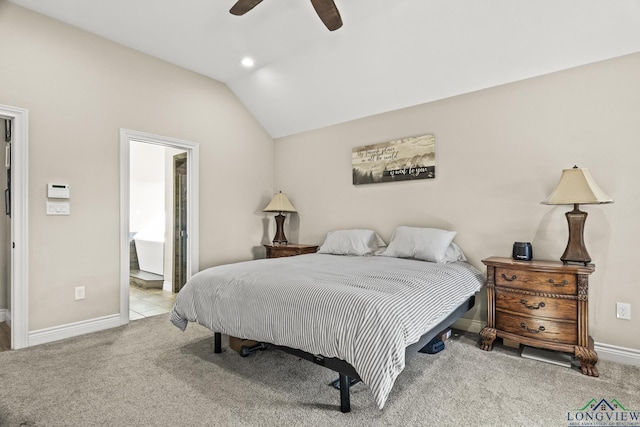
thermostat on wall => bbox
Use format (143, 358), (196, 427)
(47, 183), (70, 199)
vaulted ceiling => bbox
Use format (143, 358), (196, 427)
(8, 0), (640, 137)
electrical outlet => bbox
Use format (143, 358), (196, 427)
(75, 286), (85, 301)
(616, 302), (631, 320)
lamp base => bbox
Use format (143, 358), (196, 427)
(272, 213), (288, 245)
(560, 204), (591, 266)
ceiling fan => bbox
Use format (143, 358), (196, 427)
(230, 0), (343, 31)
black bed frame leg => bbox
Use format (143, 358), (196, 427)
(339, 374), (351, 413)
(214, 332), (222, 354)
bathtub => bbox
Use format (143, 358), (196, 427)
(134, 215), (165, 276)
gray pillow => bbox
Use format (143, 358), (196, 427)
(381, 226), (457, 263)
(317, 229), (387, 256)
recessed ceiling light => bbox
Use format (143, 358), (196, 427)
(241, 57), (255, 68)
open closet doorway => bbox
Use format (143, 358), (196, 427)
(0, 104), (28, 350)
(119, 129), (199, 325)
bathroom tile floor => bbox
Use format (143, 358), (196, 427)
(129, 285), (177, 320)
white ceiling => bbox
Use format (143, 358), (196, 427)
(8, 0), (640, 138)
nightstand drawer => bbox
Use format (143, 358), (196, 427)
(496, 311), (577, 345)
(269, 247), (300, 257)
(495, 290), (577, 320)
(264, 244), (318, 259)
(495, 267), (577, 295)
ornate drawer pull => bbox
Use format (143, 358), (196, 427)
(521, 323), (545, 333)
(501, 274), (517, 281)
(520, 299), (545, 310)
(548, 278), (569, 287)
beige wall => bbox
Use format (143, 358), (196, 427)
(275, 53), (640, 351)
(1, 1), (637, 352)
(0, 2), (274, 331)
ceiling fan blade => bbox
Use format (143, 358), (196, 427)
(230, 0), (265, 16)
(310, 0), (343, 31)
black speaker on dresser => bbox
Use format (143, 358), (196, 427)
(512, 242), (533, 261)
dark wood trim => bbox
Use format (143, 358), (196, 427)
(173, 153), (188, 293)
(0, 322), (11, 352)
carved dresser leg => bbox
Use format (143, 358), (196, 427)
(575, 346), (599, 377)
(479, 327), (497, 351)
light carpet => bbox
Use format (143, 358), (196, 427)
(0, 314), (638, 426)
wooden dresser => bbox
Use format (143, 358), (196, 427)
(480, 256), (598, 376)
(264, 244), (318, 258)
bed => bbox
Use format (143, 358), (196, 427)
(170, 227), (484, 412)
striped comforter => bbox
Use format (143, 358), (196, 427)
(170, 253), (483, 409)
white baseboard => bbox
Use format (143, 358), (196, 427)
(20, 314), (640, 368)
(28, 314), (121, 347)
(0, 308), (6, 323)
(595, 342), (640, 367)
(163, 280), (172, 292)
(454, 319), (640, 367)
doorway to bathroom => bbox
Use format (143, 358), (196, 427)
(129, 141), (181, 319)
(119, 129), (199, 324)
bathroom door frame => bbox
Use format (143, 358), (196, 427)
(172, 152), (188, 292)
(119, 129), (199, 325)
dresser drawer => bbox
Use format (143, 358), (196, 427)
(495, 267), (577, 295)
(496, 311), (577, 345)
(495, 290), (577, 320)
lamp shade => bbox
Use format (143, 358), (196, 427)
(263, 191), (297, 213)
(542, 167), (613, 205)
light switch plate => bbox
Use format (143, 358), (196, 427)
(46, 201), (70, 215)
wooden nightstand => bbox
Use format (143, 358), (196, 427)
(479, 256), (598, 376)
(264, 244), (318, 259)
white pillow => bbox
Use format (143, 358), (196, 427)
(381, 226), (457, 263)
(317, 229), (387, 256)
(442, 242), (467, 263)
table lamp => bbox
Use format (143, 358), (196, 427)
(542, 166), (613, 265)
(263, 191), (297, 245)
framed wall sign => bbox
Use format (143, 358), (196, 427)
(352, 134), (435, 185)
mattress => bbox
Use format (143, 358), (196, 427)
(170, 253), (483, 409)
